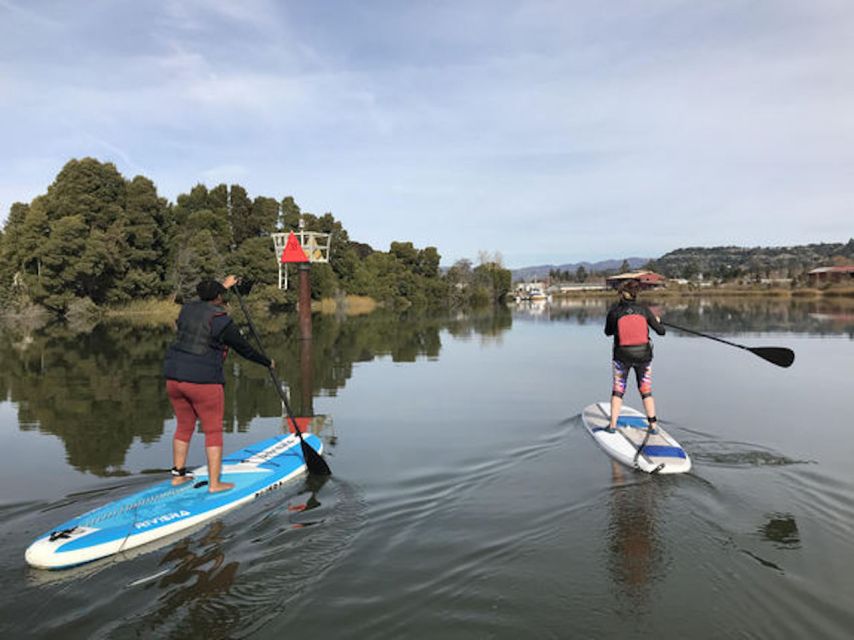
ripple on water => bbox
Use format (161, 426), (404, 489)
(685, 438), (812, 468)
(8, 474), (366, 639)
(331, 418), (607, 639)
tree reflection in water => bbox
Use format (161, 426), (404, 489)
(0, 307), (512, 476)
(523, 295), (854, 337)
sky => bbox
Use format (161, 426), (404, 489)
(0, 0), (851, 268)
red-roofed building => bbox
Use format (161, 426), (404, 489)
(807, 266), (854, 285)
(605, 271), (666, 290)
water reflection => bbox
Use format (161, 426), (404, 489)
(606, 462), (666, 605)
(758, 512), (800, 549)
(514, 295), (854, 336)
(0, 308), (513, 476)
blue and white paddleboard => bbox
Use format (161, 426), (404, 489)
(582, 402), (691, 474)
(25, 432), (323, 570)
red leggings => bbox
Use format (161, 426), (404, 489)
(166, 380), (225, 448)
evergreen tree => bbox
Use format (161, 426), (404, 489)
(44, 158), (126, 230)
(0, 202), (30, 297)
(172, 230), (225, 302)
(251, 196), (279, 237)
(228, 184), (253, 246)
(123, 176), (170, 298)
(280, 196), (301, 230)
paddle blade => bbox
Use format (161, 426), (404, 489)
(300, 438), (332, 476)
(749, 347), (795, 368)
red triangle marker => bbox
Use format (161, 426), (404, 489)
(280, 231), (309, 263)
(284, 416), (313, 433)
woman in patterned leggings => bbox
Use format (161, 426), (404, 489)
(604, 280), (666, 432)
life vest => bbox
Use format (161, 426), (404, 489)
(172, 301), (227, 355)
(610, 301), (654, 364)
(616, 313), (649, 347)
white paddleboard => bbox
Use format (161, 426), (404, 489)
(582, 402), (691, 474)
(25, 432), (323, 570)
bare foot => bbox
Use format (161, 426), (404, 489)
(208, 482), (235, 494)
(171, 476), (193, 487)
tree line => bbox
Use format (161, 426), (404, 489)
(0, 158), (512, 314)
(548, 259), (634, 283)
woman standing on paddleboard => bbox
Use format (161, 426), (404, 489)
(163, 276), (273, 493)
(604, 279), (665, 432)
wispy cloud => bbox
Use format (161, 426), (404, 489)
(0, 0), (61, 28)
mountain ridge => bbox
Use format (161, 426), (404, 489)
(512, 257), (649, 281)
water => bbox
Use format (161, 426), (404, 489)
(1, 297), (853, 639)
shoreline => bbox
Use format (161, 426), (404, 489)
(3, 287), (852, 323)
(548, 285), (854, 299)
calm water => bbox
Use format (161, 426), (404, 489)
(1, 297), (853, 639)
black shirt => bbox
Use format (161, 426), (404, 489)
(604, 298), (665, 364)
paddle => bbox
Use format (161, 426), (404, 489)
(231, 284), (332, 476)
(661, 320), (795, 368)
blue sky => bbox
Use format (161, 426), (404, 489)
(0, 1), (851, 268)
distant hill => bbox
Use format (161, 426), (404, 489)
(650, 240), (854, 279)
(511, 240), (854, 282)
(512, 257), (650, 281)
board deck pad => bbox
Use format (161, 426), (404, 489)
(25, 432), (323, 570)
(581, 402), (691, 474)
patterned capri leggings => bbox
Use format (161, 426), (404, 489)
(612, 359), (653, 399)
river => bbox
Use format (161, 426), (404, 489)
(1, 296), (852, 639)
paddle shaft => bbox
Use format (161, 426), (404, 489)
(231, 286), (331, 475)
(661, 320), (750, 351)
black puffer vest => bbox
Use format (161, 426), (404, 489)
(163, 301), (231, 384)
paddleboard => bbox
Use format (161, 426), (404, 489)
(25, 432), (323, 570)
(582, 402), (691, 474)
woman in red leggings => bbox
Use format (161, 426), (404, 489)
(163, 276), (272, 492)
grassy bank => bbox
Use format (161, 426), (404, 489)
(103, 299), (180, 324)
(314, 295), (378, 315)
(104, 294), (380, 324)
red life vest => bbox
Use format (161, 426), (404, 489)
(617, 313), (649, 346)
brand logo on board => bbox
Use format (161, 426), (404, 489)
(134, 510), (191, 529)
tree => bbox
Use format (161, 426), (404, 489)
(122, 176), (170, 298)
(228, 184), (253, 246)
(250, 196), (279, 238)
(390, 241), (419, 271)
(172, 230), (225, 302)
(225, 236), (278, 287)
(575, 265), (588, 282)
(417, 246), (440, 278)
(38, 215), (89, 311)
(44, 158), (126, 231)
(280, 196), (301, 230)
(0, 202), (30, 294)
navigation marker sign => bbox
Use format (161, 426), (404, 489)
(281, 231), (309, 263)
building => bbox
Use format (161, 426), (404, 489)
(605, 271), (666, 290)
(807, 266), (854, 285)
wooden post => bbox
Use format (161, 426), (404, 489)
(298, 262), (312, 340)
(299, 332), (314, 418)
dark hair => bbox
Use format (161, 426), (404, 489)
(197, 279), (226, 301)
(619, 279), (640, 300)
